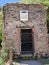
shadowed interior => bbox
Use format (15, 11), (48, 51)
(21, 29), (34, 54)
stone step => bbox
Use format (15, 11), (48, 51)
(13, 53), (33, 60)
(20, 54), (33, 60)
(20, 54), (33, 57)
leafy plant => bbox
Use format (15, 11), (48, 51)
(43, 1), (49, 6)
(0, 9), (2, 47)
(0, 50), (6, 65)
(0, 48), (9, 65)
(21, 0), (49, 5)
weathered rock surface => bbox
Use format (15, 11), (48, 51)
(2, 3), (49, 55)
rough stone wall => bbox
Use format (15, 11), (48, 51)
(3, 3), (48, 55)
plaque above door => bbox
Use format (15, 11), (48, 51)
(20, 10), (28, 22)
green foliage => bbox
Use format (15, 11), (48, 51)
(0, 9), (2, 45)
(0, 7), (1, 12)
(21, 0), (33, 4)
(21, 0), (49, 7)
(21, 0), (49, 4)
(0, 50), (6, 65)
(0, 39), (2, 47)
(0, 58), (6, 65)
(32, 56), (37, 60)
(47, 7), (49, 33)
(0, 11), (2, 33)
(43, 1), (49, 6)
(0, 48), (9, 65)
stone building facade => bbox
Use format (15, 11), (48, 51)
(3, 3), (49, 56)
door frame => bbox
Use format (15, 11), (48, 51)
(20, 28), (34, 54)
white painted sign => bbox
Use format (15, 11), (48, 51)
(20, 10), (28, 21)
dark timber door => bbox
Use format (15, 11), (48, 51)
(21, 29), (34, 54)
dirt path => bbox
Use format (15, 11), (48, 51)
(17, 60), (43, 65)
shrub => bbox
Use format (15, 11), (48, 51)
(0, 48), (9, 65)
(0, 50), (6, 65)
(0, 39), (2, 49)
